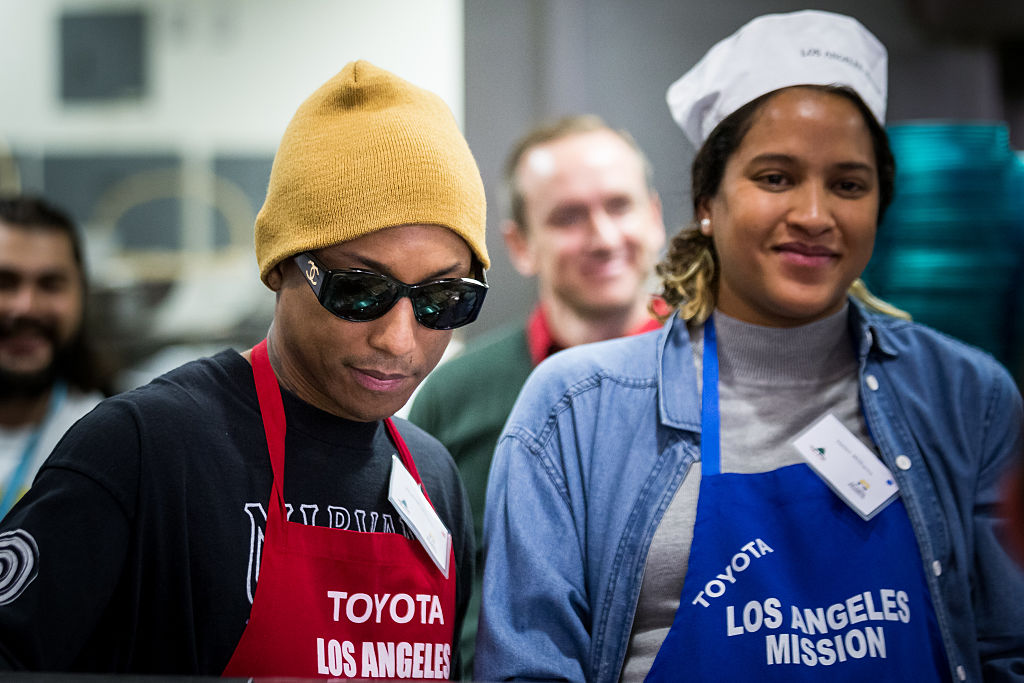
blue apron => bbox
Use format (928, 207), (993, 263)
(645, 317), (949, 681)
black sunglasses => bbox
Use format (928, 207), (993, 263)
(294, 252), (487, 330)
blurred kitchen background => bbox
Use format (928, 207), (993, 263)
(2, 0), (1023, 392)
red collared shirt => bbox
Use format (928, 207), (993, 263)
(526, 299), (668, 367)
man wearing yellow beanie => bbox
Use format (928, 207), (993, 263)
(0, 61), (485, 679)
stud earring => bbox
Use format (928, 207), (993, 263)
(699, 217), (711, 234)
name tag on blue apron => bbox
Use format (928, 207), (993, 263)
(792, 413), (899, 521)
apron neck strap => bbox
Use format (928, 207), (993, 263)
(384, 417), (432, 505)
(251, 340), (287, 509)
(701, 316), (721, 476)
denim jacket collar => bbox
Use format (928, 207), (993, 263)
(656, 315), (701, 432)
(848, 297), (900, 362)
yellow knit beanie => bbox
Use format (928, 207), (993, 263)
(255, 60), (488, 285)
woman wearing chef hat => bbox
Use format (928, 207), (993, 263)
(476, 10), (1024, 683)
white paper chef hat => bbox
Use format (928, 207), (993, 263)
(666, 10), (887, 148)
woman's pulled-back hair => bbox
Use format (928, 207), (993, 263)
(656, 84), (905, 324)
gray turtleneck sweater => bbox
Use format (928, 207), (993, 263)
(620, 305), (876, 681)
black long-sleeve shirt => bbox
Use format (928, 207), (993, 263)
(0, 350), (473, 676)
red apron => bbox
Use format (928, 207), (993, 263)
(222, 339), (456, 679)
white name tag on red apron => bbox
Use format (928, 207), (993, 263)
(388, 455), (452, 578)
(792, 413), (899, 520)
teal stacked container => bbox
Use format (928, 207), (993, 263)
(863, 122), (1024, 382)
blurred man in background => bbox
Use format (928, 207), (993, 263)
(409, 114), (667, 674)
(0, 195), (107, 518)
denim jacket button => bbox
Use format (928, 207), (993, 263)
(865, 374), (879, 391)
(957, 665), (966, 680)
(895, 455), (912, 470)
(932, 560), (942, 577)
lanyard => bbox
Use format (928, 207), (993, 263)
(700, 316), (721, 476)
(0, 380), (68, 518)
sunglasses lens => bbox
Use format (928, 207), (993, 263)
(322, 272), (398, 321)
(310, 260), (486, 329)
(412, 282), (485, 330)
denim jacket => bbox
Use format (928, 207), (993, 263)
(476, 300), (1024, 683)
